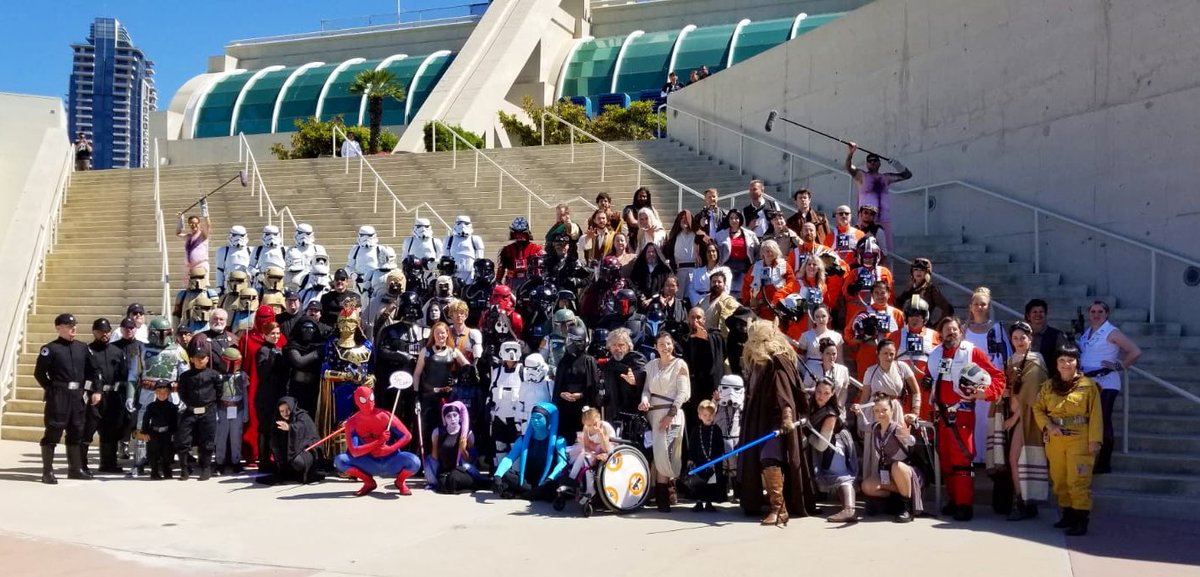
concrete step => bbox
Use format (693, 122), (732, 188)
(1115, 415), (1200, 436)
(1093, 472), (1200, 499)
(1092, 490), (1200, 521)
(1121, 433), (1200, 454)
(2, 412), (43, 428)
(0, 425), (45, 443)
(1117, 395), (1200, 416)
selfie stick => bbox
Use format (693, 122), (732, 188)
(178, 170), (248, 214)
(764, 110), (891, 162)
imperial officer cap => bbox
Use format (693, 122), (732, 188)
(126, 303), (146, 315)
(119, 317), (137, 329)
(334, 268), (350, 281)
(92, 318), (112, 332)
(54, 313), (77, 326)
(186, 338), (210, 357)
(305, 298), (322, 311)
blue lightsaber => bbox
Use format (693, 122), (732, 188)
(687, 419), (808, 476)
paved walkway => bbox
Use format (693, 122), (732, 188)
(0, 441), (1194, 576)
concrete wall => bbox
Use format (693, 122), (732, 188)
(225, 21), (479, 70)
(0, 94), (72, 406)
(666, 0), (1200, 332)
(590, 0), (869, 37)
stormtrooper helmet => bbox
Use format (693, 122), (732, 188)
(717, 374), (745, 408)
(262, 225), (282, 248)
(377, 246), (398, 271)
(412, 218), (432, 240)
(309, 264), (331, 288)
(358, 225), (378, 248)
(187, 267), (208, 291)
(522, 353), (549, 383)
(264, 267), (285, 292)
(313, 246), (330, 268)
(285, 250), (306, 273)
(228, 226), (248, 248)
(499, 341), (523, 363)
(454, 215), (473, 237)
(294, 223), (314, 247)
(189, 294), (214, 323)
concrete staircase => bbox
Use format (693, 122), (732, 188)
(0, 141), (742, 441)
(893, 234), (1200, 521)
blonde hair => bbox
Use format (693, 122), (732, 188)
(742, 319), (797, 369)
(971, 286), (992, 305)
(698, 400), (717, 414)
(445, 299), (469, 317)
(800, 254), (827, 292)
(581, 407), (601, 424)
(759, 239), (782, 261)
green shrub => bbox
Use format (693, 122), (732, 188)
(423, 122), (485, 152)
(498, 95), (664, 146)
(270, 116), (397, 160)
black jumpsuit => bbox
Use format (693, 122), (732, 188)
(33, 338), (96, 447)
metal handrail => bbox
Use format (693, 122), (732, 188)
(658, 103), (856, 206)
(542, 110), (704, 214)
(0, 142), (73, 407)
(237, 133), (299, 232)
(429, 120), (595, 232)
(889, 179), (1200, 324)
(332, 124), (453, 237)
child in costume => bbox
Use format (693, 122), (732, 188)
(564, 407), (615, 495)
(139, 382), (177, 480)
(686, 400), (726, 511)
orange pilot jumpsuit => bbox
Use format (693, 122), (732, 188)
(843, 304), (905, 380)
(890, 327), (941, 418)
(742, 258), (798, 323)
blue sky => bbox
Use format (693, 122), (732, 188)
(0, 0), (471, 108)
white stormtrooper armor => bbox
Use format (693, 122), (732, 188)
(284, 249), (308, 290)
(518, 353), (553, 424)
(401, 218), (444, 263)
(347, 225), (392, 293)
(312, 246), (330, 270)
(490, 342), (525, 456)
(444, 215), (485, 284)
(251, 225), (287, 283)
(287, 223), (325, 271)
(299, 263), (331, 307)
(365, 245), (398, 299)
(215, 226), (251, 292)
(715, 374), (745, 478)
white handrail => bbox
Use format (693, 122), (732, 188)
(428, 120), (596, 232)
(0, 142), (73, 408)
(889, 179), (1200, 325)
(332, 124), (454, 237)
(658, 103), (857, 207)
(237, 133), (299, 232)
(153, 139), (171, 317)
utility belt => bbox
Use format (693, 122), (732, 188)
(151, 426), (171, 434)
(185, 404), (215, 415)
(936, 401), (975, 425)
(52, 381), (82, 391)
(1051, 416), (1089, 427)
(1083, 367), (1114, 378)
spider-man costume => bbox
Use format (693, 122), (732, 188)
(334, 386), (421, 496)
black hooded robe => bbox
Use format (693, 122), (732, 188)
(265, 396), (322, 484)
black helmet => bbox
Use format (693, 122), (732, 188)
(600, 256), (621, 284)
(527, 254), (546, 277)
(566, 323), (589, 355)
(473, 258), (495, 283)
(643, 305), (665, 337)
(399, 291), (424, 321)
(531, 283), (557, 313)
(437, 256), (457, 277)
(589, 328), (610, 358)
(615, 288), (638, 317)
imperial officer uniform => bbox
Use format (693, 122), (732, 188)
(33, 313), (99, 484)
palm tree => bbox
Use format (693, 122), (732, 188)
(349, 70), (406, 154)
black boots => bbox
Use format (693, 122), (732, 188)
(177, 451), (191, 481)
(40, 445), (57, 485)
(1095, 444), (1114, 475)
(197, 451), (213, 481)
(895, 496), (914, 523)
(78, 444), (93, 476)
(655, 483), (671, 513)
(1008, 498), (1038, 521)
(66, 445), (93, 480)
(1066, 510), (1090, 536)
(1053, 507), (1076, 529)
(98, 441), (123, 474)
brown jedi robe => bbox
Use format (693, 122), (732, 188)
(737, 356), (819, 517)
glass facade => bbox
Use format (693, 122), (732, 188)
(613, 30), (681, 94)
(194, 71), (252, 138)
(273, 63), (338, 132)
(233, 66), (294, 135)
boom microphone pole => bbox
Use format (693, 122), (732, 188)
(178, 170), (248, 214)
(764, 110), (891, 162)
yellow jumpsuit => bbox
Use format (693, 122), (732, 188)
(1032, 377), (1103, 511)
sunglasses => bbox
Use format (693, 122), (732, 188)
(835, 211), (850, 216)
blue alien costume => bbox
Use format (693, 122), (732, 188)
(493, 402), (568, 501)
(334, 385), (421, 496)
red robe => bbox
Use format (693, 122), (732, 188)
(238, 305), (287, 461)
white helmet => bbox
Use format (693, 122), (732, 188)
(955, 363), (991, 399)
(285, 249), (306, 272)
(313, 246), (330, 267)
(294, 223), (314, 247)
(228, 225), (248, 248)
(358, 225), (378, 248)
(499, 341), (523, 363)
(262, 225), (281, 248)
(309, 263), (331, 288)
(717, 374), (745, 408)
(453, 215), (473, 237)
(377, 246), (398, 270)
(412, 218), (432, 239)
(522, 353), (549, 383)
